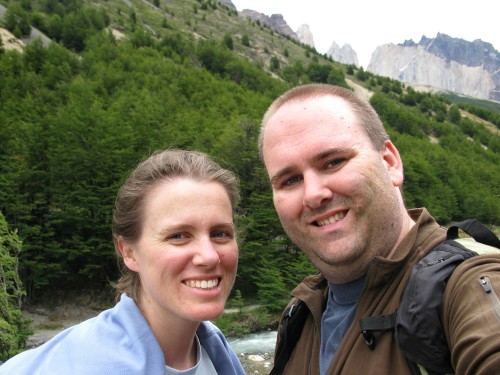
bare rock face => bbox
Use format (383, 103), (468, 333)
(327, 41), (359, 66)
(368, 33), (500, 101)
(296, 24), (315, 48)
(268, 14), (297, 38)
(217, 0), (237, 10)
(240, 9), (298, 40)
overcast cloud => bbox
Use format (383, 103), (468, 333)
(231, 0), (499, 68)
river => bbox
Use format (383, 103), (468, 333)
(228, 330), (277, 354)
(228, 330), (277, 374)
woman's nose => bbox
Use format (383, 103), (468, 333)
(192, 238), (220, 267)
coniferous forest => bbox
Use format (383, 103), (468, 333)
(0, 0), (499, 358)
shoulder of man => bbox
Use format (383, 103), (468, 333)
(397, 219), (500, 374)
(443, 251), (500, 373)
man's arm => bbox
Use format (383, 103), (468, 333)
(443, 254), (500, 374)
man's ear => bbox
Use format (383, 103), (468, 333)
(116, 237), (140, 272)
(381, 140), (404, 187)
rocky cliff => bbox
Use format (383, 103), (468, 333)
(217, 0), (236, 10)
(240, 9), (297, 39)
(237, 9), (315, 51)
(327, 41), (359, 66)
(296, 24), (315, 48)
(368, 33), (500, 102)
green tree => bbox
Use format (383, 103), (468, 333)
(223, 34), (233, 50)
(306, 62), (331, 83)
(281, 60), (306, 85)
(130, 10), (137, 25)
(241, 34), (250, 47)
(61, 8), (109, 52)
(230, 289), (245, 314)
(355, 66), (367, 81)
(47, 13), (63, 40)
(448, 105), (461, 124)
(327, 67), (348, 88)
(0, 212), (32, 361)
(270, 56), (280, 71)
(5, 5), (31, 37)
(256, 251), (289, 312)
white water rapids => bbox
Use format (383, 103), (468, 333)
(228, 330), (277, 354)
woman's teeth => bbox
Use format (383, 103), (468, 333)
(184, 278), (219, 289)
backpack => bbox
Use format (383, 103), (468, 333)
(271, 219), (500, 375)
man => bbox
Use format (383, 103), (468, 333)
(259, 83), (500, 374)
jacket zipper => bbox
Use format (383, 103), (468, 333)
(479, 276), (500, 321)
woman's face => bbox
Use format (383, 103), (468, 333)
(120, 178), (238, 327)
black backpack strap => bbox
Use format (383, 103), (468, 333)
(447, 218), (500, 248)
(394, 240), (477, 374)
(271, 278), (327, 375)
(359, 313), (397, 349)
(270, 300), (310, 375)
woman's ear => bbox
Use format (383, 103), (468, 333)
(381, 140), (404, 187)
(116, 237), (140, 272)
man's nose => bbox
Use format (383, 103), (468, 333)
(302, 172), (333, 209)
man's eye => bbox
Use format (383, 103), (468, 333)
(326, 158), (346, 169)
(283, 175), (302, 187)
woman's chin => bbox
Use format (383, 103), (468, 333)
(188, 303), (225, 322)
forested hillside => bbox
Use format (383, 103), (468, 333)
(1, 0), (499, 314)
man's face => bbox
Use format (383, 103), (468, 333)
(262, 95), (404, 283)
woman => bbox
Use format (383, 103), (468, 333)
(1, 150), (245, 374)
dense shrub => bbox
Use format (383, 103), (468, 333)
(0, 212), (32, 361)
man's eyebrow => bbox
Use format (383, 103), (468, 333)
(313, 147), (352, 162)
(270, 167), (294, 186)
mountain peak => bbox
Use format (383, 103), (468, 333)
(327, 42), (359, 66)
(369, 33), (500, 101)
(296, 24), (315, 48)
(240, 9), (297, 39)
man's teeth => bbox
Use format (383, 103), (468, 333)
(316, 212), (346, 227)
(184, 279), (219, 289)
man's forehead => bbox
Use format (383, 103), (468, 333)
(266, 95), (358, 135)
(272, 95), (354, 121)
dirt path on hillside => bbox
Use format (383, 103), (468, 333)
(23, 302), (105, 348)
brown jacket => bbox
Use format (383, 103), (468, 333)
(274, 209), (500, 374)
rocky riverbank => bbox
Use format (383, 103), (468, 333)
(237, 352), (273, 374)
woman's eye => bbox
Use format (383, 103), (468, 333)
(168, 233), (187, 241)
(211, 230), (233, 240)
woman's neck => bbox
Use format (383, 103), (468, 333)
(138, 297), (200, 369)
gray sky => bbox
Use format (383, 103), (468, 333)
(231, 0), (499, 68)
